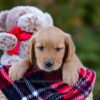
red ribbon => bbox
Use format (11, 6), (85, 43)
(7, 27), (32, 55)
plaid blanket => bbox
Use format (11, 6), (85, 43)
(0, 65), (96, 100)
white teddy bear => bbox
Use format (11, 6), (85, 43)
(0, 6), (53, 65)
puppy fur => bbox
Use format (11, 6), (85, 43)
(9, 26), (83, 83)
(9, 26), (93, 99)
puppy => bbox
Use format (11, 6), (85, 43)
(9, 27), (83, 85)
(9, 27), (93, 99)
(9, 26), (83, 84)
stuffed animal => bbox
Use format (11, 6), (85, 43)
(0, 6), (53, 65)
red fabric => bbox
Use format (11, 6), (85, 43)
(0, 65), (96, 100)
(7, 27), (32, 55)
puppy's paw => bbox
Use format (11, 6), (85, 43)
(62, 68), (79, 85)
(9, 64), (28, 81)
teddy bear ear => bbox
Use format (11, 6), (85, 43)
(0, 10), (9, 31)
(44, 12), (54, 26)
(0, 32), (17, 51)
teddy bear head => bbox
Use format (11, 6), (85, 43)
(0, 6), (54, 65)
(17, 12), (53, 33)
(0, 6), (53, 32)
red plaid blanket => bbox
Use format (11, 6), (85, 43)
(0, 65), (96, 100)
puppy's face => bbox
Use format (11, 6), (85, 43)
(29, 27), (75, 72)
(35, 34), (65, 72)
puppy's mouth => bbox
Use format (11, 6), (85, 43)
(39, 66), (55, 72)
(44, 67), (55, 72)
(37, 62), (61, 72)
(38, 64), (60, 72)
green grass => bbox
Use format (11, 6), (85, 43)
(92, 67), (100, 100)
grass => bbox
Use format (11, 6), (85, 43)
(92, 67), (100, 100)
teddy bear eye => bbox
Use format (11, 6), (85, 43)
(38, 46), (44, 51)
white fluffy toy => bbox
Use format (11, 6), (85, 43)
(0, 6), (53, 65)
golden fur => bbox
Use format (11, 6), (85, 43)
(9, 26), (93, 99)
(9, 26), (81, 84)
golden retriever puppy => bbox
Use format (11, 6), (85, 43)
(9, 27), (93, 99)
(9, 26), (82, 84)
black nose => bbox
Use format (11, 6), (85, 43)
(44, 60), (54, 68)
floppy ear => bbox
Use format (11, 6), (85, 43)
(27, 34), (37, 65)
(0, 32), (17, 51)
(64, 33), (75, 61)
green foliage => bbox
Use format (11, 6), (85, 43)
(0, 0), (100, 99)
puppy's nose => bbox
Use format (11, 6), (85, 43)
(44, 60), (54, 68)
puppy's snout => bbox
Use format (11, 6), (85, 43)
(44, 59), (54, 68)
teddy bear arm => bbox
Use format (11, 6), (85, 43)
(0, 32), (17, 51)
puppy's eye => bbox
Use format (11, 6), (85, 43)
(55, 47), (63, 52)
(38, 46), (44, 51)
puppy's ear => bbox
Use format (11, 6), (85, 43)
(27, 34), (37, 65)
(64, 33), (75, 61)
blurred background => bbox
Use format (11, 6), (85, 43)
(0, 0), (100, 99)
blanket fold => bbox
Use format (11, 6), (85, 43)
(0, 65), (96, 100)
